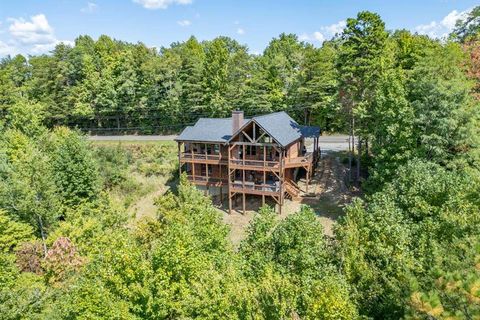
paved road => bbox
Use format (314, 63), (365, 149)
(88, 135), (178, 141)
(88, 134), (351, 151)
(318, 135), (351, 152)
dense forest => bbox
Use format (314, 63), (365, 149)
(1, 8), (480, 319)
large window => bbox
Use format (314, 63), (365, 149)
(246, 145), (257, 156)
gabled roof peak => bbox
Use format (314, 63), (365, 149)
(176, 111), (320, 146)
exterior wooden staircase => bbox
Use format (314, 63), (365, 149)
(284, 180), (302, 201)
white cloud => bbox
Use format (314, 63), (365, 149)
(313, 31), (325, 42)
(31, 40), (74, 54)
(81, 2), (98, 13)
(177, 19), (191, 27)
(321, 20), (346, 36)
(2, 13), (73, 56)
(300, 20), (345, 45)
(414, 8), (470, 38)
(441, 9), (467, 30)
(133, 0), (192, 10)
(237, 28), (245, 35)
(8, 14), (55, 45)
(0, 40), (16, 56)
(299, 33), (311, 41)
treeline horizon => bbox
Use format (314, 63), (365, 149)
(0, 7), (476, 134)
(0, 8), (480, 319)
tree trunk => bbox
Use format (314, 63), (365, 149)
(37, 215), (47, 258)
(348, 122), (352, 183)
(357, 138), (361, 184)
(350, 116), (355, 183)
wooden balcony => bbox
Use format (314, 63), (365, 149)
(284, 152), (314, 168)
(229, 181), (281, 196)
(180, 152), (227, 165)
(186, 175), (227, 186)
(229, 158), (280, 171)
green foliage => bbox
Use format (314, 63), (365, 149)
(0, 129), (61, 234)
(270, 206), (329, 277)
(406, 239), (480, 319)
(0, 209), (34, 253)
(0, 10), (479, 320)
(336, 160), (480, 318)
(3, 100), (47, 137)
(407, 42), (478, 168)
(368, 68), (414, 183)
(451, 6), (480, 43)
(337, 11), (389, 135)
(302, 275), (359, 320)
(48, 127), (100, 206)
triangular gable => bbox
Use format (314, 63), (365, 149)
(228, 118), (284, 146)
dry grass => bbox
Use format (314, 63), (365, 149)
(92, 140), (177, 221)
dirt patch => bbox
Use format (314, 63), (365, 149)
(221, 197), (298, 247)
(128, 183), (169, 221)
(220, 152), (356, 245)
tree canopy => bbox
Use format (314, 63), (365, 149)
(0, 7), (479, 320)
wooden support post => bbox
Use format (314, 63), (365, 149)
(220, 186), (223, 204)
(306, 166), (309, 194)
(263, 146), (266, 167)
(192, 162), (195, 182)
(178, 142), (182, 177)
(242, 142), (246, 214)
(243, 144), (246, 165)
(242, 193), (246, 214)
(262, 194), (265, 206)
(206, 163), (209, 185)
(279, 149), (284, 215)
(228, 145), (232, 214)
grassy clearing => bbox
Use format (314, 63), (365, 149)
(91, 140), (178, 218)
(90, 140), (176, 147)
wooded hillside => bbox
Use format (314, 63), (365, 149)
(0, 8), (479, 320)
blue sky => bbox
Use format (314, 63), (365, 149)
(0, 0), (477, 57)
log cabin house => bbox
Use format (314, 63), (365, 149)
(176, 111), (321, 214)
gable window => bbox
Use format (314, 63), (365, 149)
(246, 145), (257, 156)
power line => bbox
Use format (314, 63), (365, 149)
(43, 104), (313, 120)
(46, 105), (315, 133)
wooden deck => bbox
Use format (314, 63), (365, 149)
(180, 152), (227, 165)
(177, 135), (321, 215)
(186, 175), (227, 186)
(284, 152), (314, 168)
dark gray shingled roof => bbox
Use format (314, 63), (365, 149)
(299, 125), (321, 138)
(176, 117), (249, 143)
(176, 111), (320, 147)
(251, 112), (306, 147)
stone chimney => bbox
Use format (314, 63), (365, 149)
(232, 110), (244, 134)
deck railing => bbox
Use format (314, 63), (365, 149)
(230, 181), (280, 193)
(230, 159), (279, 168)
(181, 151), (316, 168)
(181, 152), (224, 161)
(285, 152), (314, 166)
(186, 175), (227, 183)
